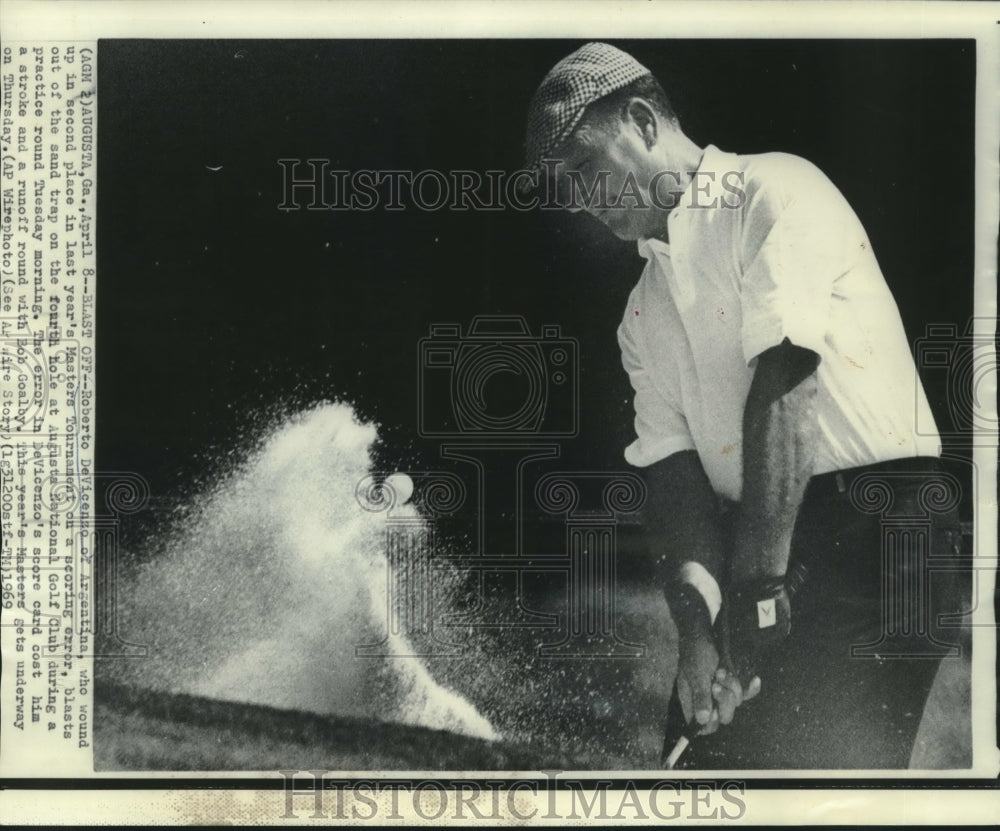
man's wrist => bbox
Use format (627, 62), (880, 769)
(678, 561), (722, 624)
(727, 575), (792, 639)
(665, 580), (715, 638)
(729, 536), (792, 583)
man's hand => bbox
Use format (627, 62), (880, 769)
(676, 617), (720, 731)
(671, 584), (761, 735)
(724, 576), (793, 682)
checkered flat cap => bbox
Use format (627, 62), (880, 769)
(523, 42), (651, 173)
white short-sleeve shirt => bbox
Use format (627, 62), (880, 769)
(618, 144), (941, 502)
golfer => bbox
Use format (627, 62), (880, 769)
(522, 42), (964, 768)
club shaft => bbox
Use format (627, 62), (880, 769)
(663, 735), (690, 770)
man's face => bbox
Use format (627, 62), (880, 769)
(551, 111), (665, 241)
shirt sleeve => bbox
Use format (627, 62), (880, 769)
(739, 157), (862, 366)
(617, 292), (696, 467)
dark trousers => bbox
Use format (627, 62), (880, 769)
(665, 458), (967, 770)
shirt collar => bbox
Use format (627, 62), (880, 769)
(637, 235), (671, 261)
(637, 143), (724, 261)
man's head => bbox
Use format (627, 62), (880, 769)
(524, 43), (691, 241)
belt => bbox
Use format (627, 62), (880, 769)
(803, 456), (942, 504)
(717, 456), (945, 516)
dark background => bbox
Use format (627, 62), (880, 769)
(97, 39), (977, 528)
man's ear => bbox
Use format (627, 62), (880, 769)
(624, 97), (658, 148)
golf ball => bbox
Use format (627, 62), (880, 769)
(384, 473), (414, 505)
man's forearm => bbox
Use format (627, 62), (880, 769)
(643, 450), (727, 622)
(732, 339), (820, 582)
